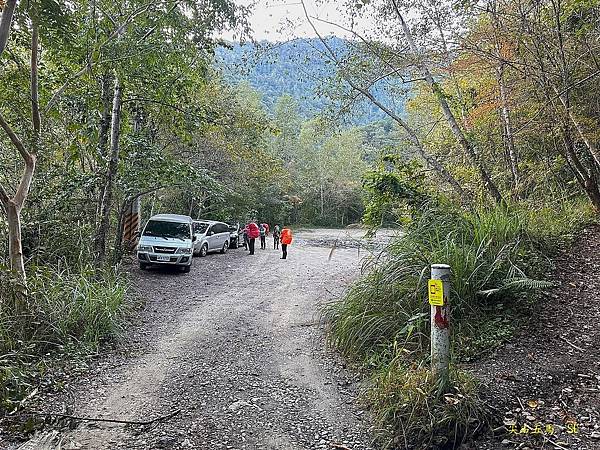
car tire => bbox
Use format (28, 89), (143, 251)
(220, 241), (229, 254)
(182, 265), (191, 273)
(199, 244), (208, 257)
(139, 262), (148, 270)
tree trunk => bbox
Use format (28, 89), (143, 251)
(0, 0), (18, 57)
(112, 198), (130, 265)
(393, 1), (504, 204)
(320, 183), (324, 217)
(0, 13), (38, 288)
(584, 175), (600, 213)
(96, 73), (113, 216)
(556, 123), (600, 212)
(558, 93), (600, 170)
(6, 201), (25, 278)
(95, 76), (122, 264)
(497, 64), (520, 196)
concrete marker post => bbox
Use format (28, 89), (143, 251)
(429, 263), (451, 387)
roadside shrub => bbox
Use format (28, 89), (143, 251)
(0, 264), (128, 409)
(516, 196), (595, 252)
(323, 197), (594, 448)
(367, 361), (488, 449)
(324, 202), (548, 363)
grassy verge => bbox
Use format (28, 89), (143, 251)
(323, 198), (595, 448)
(0, 264), (129, 413)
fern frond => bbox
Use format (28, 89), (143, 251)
(477, 277), (555, 298)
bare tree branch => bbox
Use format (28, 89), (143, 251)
(0, 111), (30, 162)
(31, 18), (41, 133)
(13, 153), (35, 209)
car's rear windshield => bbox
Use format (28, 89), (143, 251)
(194, 222), (209, 234)
(143, 220), (191, 240)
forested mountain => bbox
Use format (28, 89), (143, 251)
(215, 38), (402, 124)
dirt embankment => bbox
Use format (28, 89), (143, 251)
(471, 225), (600, 449)
(10, 229), (391, 450)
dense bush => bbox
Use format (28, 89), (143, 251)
(322, 199), (594, 448)
(367, 363), (487, 449)
(0, 264), (127, 409)
(325, 202), (552, 362)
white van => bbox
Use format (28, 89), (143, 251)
(137, 214), (195, 272)
(193, 220), (230, 257)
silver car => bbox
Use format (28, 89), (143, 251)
(193, 220), (231, 257)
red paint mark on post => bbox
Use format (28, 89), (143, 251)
(434, 305), (449, 329)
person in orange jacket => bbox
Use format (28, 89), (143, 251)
(280, 227), (293, 259)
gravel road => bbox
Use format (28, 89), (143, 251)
(32, 229), (390, 450)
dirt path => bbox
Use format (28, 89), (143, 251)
(26, 229), (388, 450)
(471, 225), (600, 449)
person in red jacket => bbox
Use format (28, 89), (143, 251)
(280, 227), (293, 259)
(246, 221), (260, 255)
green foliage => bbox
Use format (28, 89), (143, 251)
(362, 156), (427, 229)
(323, 194), (594, 446)
(324, 202), (547, 364)
(516, 196), (596, 251)
(0, 264), (128, 409)
(366, 363), (489, 449)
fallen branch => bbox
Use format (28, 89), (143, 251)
(560, 336), (584, 352)
(544, 436), (570, 450)
(330, 443), (352, 450)
(22, 409), (181, 426)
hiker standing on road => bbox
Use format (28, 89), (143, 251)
(242, 225), (249, 250)
(280, 227), (292, 259)
(272, 224), (281, 249)
(259, 223), (267, 250)
(247, 221), (260, 255)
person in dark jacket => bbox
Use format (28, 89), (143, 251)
(242, 225), (249, 250)
(259, 223), (266, 250)
(272, 224), (281, 249)
(247, 222), (260, 255)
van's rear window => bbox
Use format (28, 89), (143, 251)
(143, 220), (191, 240)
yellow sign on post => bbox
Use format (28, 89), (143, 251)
(428, 279), (444, 306)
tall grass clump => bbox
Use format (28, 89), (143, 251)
(0, 264), (128, 410)
(367, 362), (488, 449)
(517, 195), (595, 253)
(325, 202), (548, 364)
(323, 201), (559, 448)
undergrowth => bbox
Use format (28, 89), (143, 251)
(323, 198), (594, 448)
(0, 264), (128, 411)
(367, 362), (488, 449)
